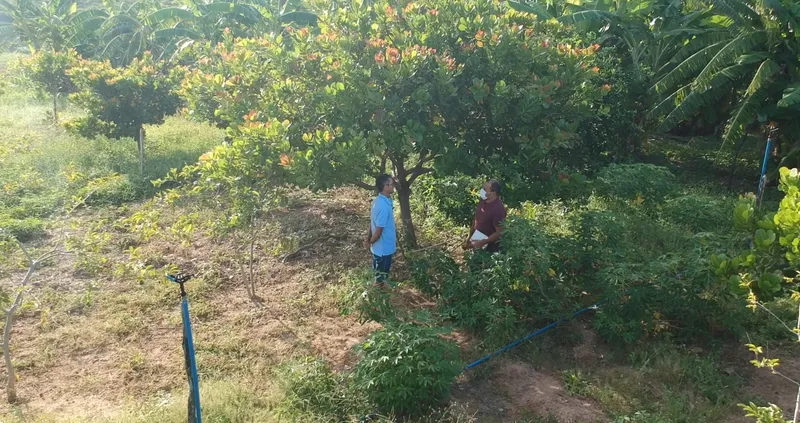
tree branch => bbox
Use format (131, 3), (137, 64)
(354, 180), (374, 191)
(418, 151), (435, 164)
(408, 167), (434, 185)
(17, 242), (33, 268)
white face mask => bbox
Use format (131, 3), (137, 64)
(479, 188), (488, 200)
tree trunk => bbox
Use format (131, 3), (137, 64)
(3, 291), (23, 404)
(248, 223), (256, 299)
(396, 185), (417, 249)
(138, 127), (146, 175)
(52, 86), (58, 125)
(392, 159), (418, 248)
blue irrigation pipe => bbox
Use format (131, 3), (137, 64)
(167, 273), (202, 423)
(463, 301), (604, 371)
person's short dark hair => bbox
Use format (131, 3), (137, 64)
(376, 174), (392, 193)
(487, 179), (502, 195)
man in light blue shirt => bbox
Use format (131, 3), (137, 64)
(365, 174), (397, 284)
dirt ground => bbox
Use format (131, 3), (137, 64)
(1, 189), (798, 422)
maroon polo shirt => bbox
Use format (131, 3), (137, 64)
(474, 198), (507, 252)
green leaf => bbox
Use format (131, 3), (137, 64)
(754, 228), (776, 248)
(508, 1), (553, 20)
(712, 0), (761, 28)
(757, 272), (782, 294)
(734, 201), (754, 226)
(692, 31), (766, 92)
(735, 53), (769, 65)
(559, 9), (617, 25)
(651, 40), (727, 95)
(777, 84), (800, 108)
(744, 59), (779, 96)
(728, 275), (748, 295)
(143, 8), (195, 26)
(723, 86), (770, 143)
(657, 63), (754, 132)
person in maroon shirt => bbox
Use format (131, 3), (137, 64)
(465, 180), (507, 253)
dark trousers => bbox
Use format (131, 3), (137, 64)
(372, 254), (393, 283)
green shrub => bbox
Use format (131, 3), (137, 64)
(65, 53), (183, 140)
(408, 248), (459, 297)
(354, 322), (462, 415)
(739, 403), (790, 423)
(416, 174), (483, 227)
(416, 192), (750, 345)
(571, 58), (646, 172)
(20, 49), (78, 121)
(0, 215), (46, 242)
(276, 357), (369, 422)
(597, 163), (677, 203)
(661, 193), (734, 233)
(338, 268), (394, 324)
(79, 174), (137, 206)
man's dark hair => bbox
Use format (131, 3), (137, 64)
(376, 174), (392, 193)
(487, 179), (502, 195)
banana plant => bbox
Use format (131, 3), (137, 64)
(509, 0), (719, 77)
(648, 0), (800, 146)
(0, 0), (88, 52)
(182, 0), (316, 44)
(99, 1), (200, 66)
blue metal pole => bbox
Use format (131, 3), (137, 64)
(182, 297), (202, 423)
(756, 136), (773, 200)
(168, 274), (201, 423)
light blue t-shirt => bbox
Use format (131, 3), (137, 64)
(370, 193), (397, 256)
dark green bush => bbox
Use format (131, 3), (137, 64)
(660, 193), (734, 233)
(597, 163), (677, 203)
(409, 248), (459, 297)
(276, 357), (370, 422)
(416, 192), (751, 345)
(354, 322), (462, 415)
(432, 211), (587, 343)
(416, 174), (482, 227)
(0, 215), (46, 242)
(570, 58), (647, 172)
(338, 268), (394, 324)
(79, 174), (137, 206)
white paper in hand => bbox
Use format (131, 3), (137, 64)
(470, 230), (488, 249)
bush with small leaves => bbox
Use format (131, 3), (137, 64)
(66, 53), (184, 140)
(596, 163), (677, 204)
(20, 49), (78, 122)
(739, 403), (790, 423)
(354, 322), (462, 416)
(338, 268), (394, 324)
(276, 357), (370, 422)
(660, 193), (734, 233)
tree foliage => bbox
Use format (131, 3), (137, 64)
(65, 52), (183, 139)
(20, 49), (79, 122)
(648, 0), (800, 145)
(179, 0), (607, 245)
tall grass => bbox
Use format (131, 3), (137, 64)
(0, 80), (223, 240)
